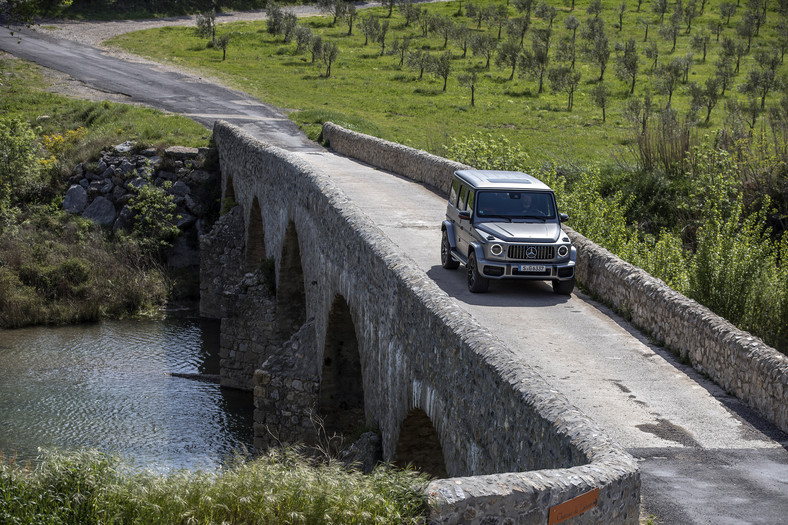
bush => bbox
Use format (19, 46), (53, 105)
(0, 209), (169, 328)
(127, 180), (180, 255)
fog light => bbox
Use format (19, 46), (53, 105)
(490, 243), (504, 256)
(484, 265), (505, 277)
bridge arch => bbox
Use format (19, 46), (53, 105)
(276, 221), (306, 340)
(318, 294), (366, 436)
(245, 196), (266, 272)
(394, 408), (448, 478)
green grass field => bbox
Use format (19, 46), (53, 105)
(106, 0), (785, 166)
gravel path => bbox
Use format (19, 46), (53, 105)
(33, 7), (316, 49)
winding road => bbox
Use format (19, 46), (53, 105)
(2, 18), (787, 524)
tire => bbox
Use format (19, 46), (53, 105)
(552, 277), (575, 295)
(466, 251), (489, 293)
(441, 230), (459, 270)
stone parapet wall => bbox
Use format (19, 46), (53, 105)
(215, 121), (640, 524)
(567, 230), (788, 434)
(321, 121), (469, 194)
(321, 122), (788, 437)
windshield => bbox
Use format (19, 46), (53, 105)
(475, 191), (556, 220)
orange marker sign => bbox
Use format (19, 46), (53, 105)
(548, 488), (600, 525)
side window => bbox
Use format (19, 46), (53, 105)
(467, 189), (475, 212)
(449, 178), (460, 206)
(458, 186), (468, 211)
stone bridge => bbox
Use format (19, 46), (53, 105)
(200, 121), (639, 523)
(199, 120), (788, 523)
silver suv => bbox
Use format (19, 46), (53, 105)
(441, 170), (576, 294)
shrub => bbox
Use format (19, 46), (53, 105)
(444, 132), (530, 171)
(127, 180), (180, 255)
(0, 117), (39, 188)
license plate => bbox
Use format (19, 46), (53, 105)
(519, 265), (546, 272)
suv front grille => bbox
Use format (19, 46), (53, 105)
(508, 245), (555, 260)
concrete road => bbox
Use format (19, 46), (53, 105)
(0, 25), (317, 152)
(3, 25), (788, 524)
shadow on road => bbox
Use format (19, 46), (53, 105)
(425, 264), (573, 308)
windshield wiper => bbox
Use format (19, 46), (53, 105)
(517, 215), (547, 222)
(478, 214), (512, 222)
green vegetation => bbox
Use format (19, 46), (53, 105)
(0, 448), (430, 524)
(106, 0), (786, 164)
(0, 55), (208, 327)
(104, 0), (787, 351)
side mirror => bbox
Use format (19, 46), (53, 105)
(458, 210), (472, 221)
(559, 213), (569, 222)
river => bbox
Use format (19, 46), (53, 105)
(0, 318), (254, 472)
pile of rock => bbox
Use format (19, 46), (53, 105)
(62, 142), (221, 268)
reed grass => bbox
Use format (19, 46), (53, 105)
(0, 448), (430, 525)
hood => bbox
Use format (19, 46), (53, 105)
(476, 221), (563, 243)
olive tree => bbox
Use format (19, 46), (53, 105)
(458, 71), (479, 106)
(592, 82), (610, 121)
(548, 66), (582, 109)
(615, 38), (638, 94)
(430, 51), (453, 91)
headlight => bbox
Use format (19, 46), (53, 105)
(557, 245), (569, 258)
(490, 243), (504, 256)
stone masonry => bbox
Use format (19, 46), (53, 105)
(207, 120), (640, 524)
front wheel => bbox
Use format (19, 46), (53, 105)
(441, 230), (459, 270)
(467, 251), (489, 293)
(552, 277), (575, 295)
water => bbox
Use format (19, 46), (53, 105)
(0, 318), (254, 472)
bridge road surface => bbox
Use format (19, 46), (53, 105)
(3, 25), (788, 525)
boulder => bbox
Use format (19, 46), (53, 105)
(339, 432), (382, 474)
(114, 141), (134, 153)
(119, 159), (135, 174)
(164, 145), (199, 160)
(63, 184), (88, 214)
(82, 196), (117, 227)
(127, 177), (148, 190)
(170, 180), (190, 197)
(113, 205), (134, 232)
(188, 169), (215, 185)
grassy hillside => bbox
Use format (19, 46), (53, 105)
(0, 54), (209, 326)
(107, 0), (786, 165)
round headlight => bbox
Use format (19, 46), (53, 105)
(490, 243), (504, 256)
(557, 245), (569, 258)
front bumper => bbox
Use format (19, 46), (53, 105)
(476, 256), (575, 281)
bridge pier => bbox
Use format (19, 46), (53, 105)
(253, 320), (320, 451)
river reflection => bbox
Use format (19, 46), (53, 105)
(0, 318), (254, 472)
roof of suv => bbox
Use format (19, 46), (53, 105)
(454, 170), (553, 191)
